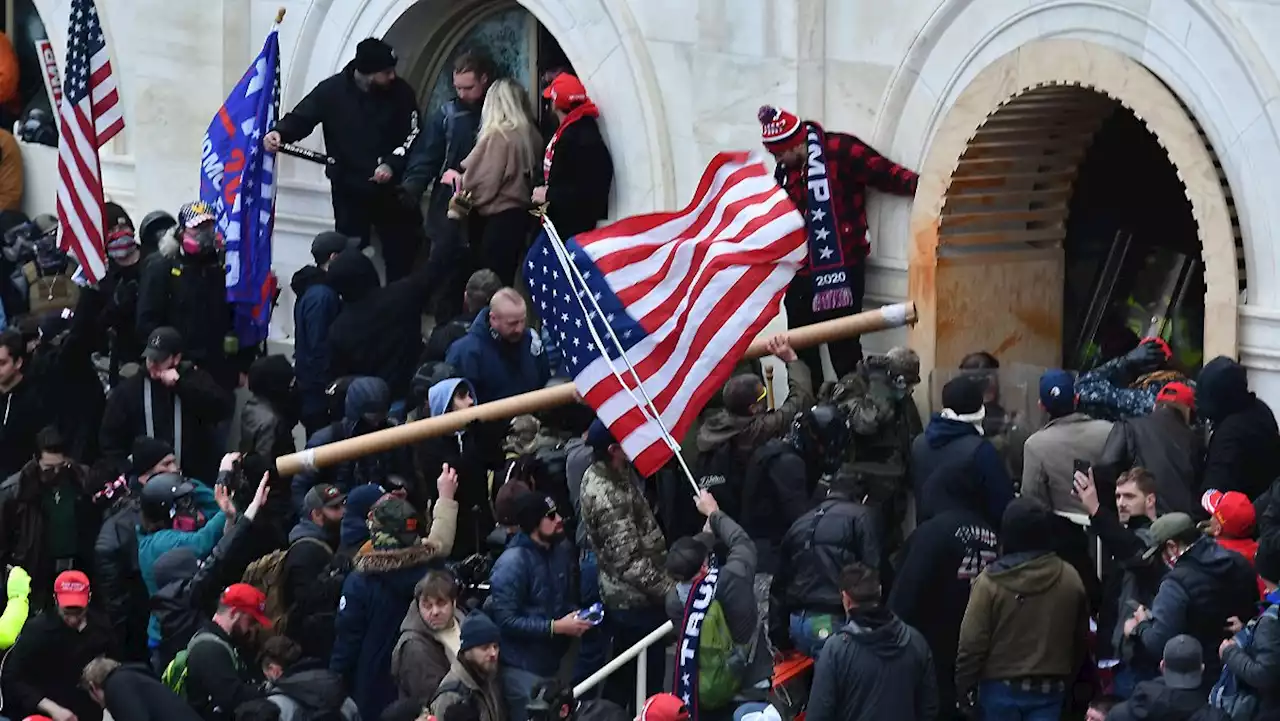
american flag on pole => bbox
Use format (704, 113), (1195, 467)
(526, 152), (806, 476)
(56, 0), (124, 284)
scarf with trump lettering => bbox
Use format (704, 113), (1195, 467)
(777, 122), (853, 312)
(673, 564), (721, 719)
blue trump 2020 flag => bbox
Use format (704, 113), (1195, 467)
(199, 25), (281, 347)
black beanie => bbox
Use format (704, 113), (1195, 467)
(942, 374), (985, 415)
(514, 492), (557, 534)
(1258, 534), (1280, 585)
(354, 38), (397, 74)
(1001, 497), (1053, 555)
(131, 436), (174, 477)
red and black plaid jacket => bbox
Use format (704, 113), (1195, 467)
(777, 126), (919, 272)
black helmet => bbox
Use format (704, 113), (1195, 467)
(137, 210), (177, 255)
(791, 404), (851, 475)
(140, 472), (195, 511)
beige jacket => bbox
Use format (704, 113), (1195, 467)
(460, 126), (542, 215)
(1021, 412), (1113, 514)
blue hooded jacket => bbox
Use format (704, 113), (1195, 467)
(427, 378), (477, 419)
(292, 377), (413, 511)
(290, 265), (341, 419)
(445, 308), (551, 403)
(483, 531), (576, 677)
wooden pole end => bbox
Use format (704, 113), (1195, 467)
(275, 7), (286, 23)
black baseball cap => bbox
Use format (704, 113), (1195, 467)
(310, 231), (358, 264)
(143, 327), (183, 363)
(303, 484), (346, 513)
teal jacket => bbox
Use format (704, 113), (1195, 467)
(137, 480), (223, 644)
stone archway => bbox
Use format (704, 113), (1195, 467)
(906, 39), (1240, 374)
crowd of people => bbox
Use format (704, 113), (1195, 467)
(0, 30), (1275, 721)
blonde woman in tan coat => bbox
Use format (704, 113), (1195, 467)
(458, 78), (543, 286)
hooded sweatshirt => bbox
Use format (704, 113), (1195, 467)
(291, 265), (341, 419)
(416, 377), (492, 559)
(805, 607), (938, 721)
(339, 483), (387, 555)
(889, 462), (998, 713)
(955, 550), (1089, 695)
(294, 376), (414, 509)
(1199, 356), (1280, 499)
(326, 249), (435, 400)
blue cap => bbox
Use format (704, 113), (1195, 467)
(1039, 369), (1076, 416)
(586, 419), (615, 452)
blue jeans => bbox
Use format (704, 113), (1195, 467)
(502, 665), (549, 721)
(978, 681), (1065, 721)
(789, 611), (840, 659)
(572, 550), (611, 693)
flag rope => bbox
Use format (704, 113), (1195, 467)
(540, 214), (702, 497)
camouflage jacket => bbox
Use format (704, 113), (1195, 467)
(1077, 356), (1195, 421)
(825, 369), (923, 466)
(579, 460), (673, 609)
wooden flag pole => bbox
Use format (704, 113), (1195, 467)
(275, 301), (918, 477)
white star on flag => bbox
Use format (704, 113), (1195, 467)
(815, 227), (830, 241)
(811, 208), (826, 222)
(819, 245), (834, 260)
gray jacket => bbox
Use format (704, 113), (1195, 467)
(665, 511), (772, 688)
(1021, 412), (1113, 514)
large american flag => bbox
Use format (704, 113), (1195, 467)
(526, 152), (806, 476)
(56, 0), (124, 283)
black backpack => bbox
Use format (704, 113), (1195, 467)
(285, 554), (352, 660)
(695, 442), (749, 522)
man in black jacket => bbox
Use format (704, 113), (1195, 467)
(402, 49), (494, 321)
(265, 38), (424, 281)
(94, 436), (179, 662)
(534, 72), (613, 239)
(888, 460), (997, 718)
(185, 583), (271, 721)
(82, 656), (203, 721)
(99, 326), (235, 484)
(1107, 635), (1219, 721)
(1197, 356), (1280, 499)
(1125, 512), (1258, 679)
(325, 248), (436, 403)
(0, 328), (48, 478)
(136, 203), (242, 390)
(806, 563), (937, 721)
(0, 570), (117, 721)
(281, 483), (347, 661)
(773, 482), (879, 659)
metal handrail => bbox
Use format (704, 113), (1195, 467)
(573, 620), (675, 709)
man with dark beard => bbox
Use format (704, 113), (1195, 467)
(430, 612), (506, 721)
(281, 483), (346, 659)
(402, 49), (495, 320)
(265, 38), (424, 282)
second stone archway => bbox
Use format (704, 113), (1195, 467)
(907, 39), (1241, 376)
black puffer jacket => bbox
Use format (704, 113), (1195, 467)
(1198, 356), (1280, 499)
(326, 249), (436, 400)
(136, 253), (237, 388)
(94, 489), (148, 662)
(775, 494), (880, 619)
(273, 61), (419, 192)
(805, 607), (938, 721)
